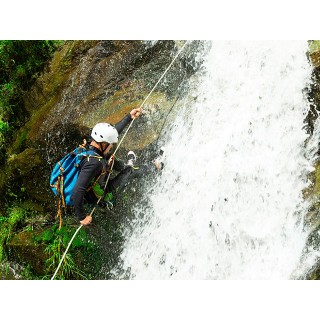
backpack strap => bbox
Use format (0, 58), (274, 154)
(85, 152), (108, 193)
(55, 161), (67, 230)
(85, 153), (115, 194)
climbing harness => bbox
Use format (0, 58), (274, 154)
(51, 40), (190, 280)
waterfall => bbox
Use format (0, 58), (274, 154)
(116, 41), (319, 279)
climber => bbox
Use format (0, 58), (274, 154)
(71, 107), (163, 226)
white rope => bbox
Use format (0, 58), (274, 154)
(51, 40), (189, 280)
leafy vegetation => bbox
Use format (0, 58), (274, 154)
(34, 223), (93, 279)
(0, 206), (28, 261)
(43, 237), (88, 280)
(0, 40), (63, 162)
(0, 41), (64, 269)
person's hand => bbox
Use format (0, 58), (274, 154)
(108, 154), (115, 166)
(130, 107), (142, 119)
(154, 159), (164, 171)
(80, 216), (92, 226)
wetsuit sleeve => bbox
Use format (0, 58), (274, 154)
(113, 156), (125, 171)
(105, 154), (125, 172)
(71, 158), (103, 221)
(114, 114), (132, 134)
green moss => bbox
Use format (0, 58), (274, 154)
(20, 200), (44, 213)
(11, 127), (30, 153)
(24, 43), (98, 141)
(0, 146), (51, 207)
(312, 162), (320, 197)
(0, 218), (9, 261)
(7, 148), (42, 176)
(8, 206), (25, 227)
(0, 120), (10, 144)
(308, 41), (320, 68)
(26, 91), (64, 141)
(0, 205), (29, 262)
(0, 40), (63, 161)
(309, 41), (320, 55)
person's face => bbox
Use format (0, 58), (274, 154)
(102, 142), (113, 155)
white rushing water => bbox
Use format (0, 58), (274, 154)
(118, 41), (320, 279)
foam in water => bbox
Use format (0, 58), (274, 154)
(117, 41), (319, 279)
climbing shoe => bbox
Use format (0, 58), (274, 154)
(126, 151), (137, 167)
(154, 147), (165, 170)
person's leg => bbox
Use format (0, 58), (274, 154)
(108, 163), (155, 193)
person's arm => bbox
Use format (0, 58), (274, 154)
(71, 158), (102, 223)
(114, 108), (142, 134)
(114, 114), (132, 134)
(113, 156), (125, 171)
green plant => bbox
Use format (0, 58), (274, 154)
(0, 120), (10, 157)
(0, 120), (9, 133)
(0, 221), (9, 261)
(0, 261), (11, 279)
(0, 40), (63, 162)
(7, 206), (26, 232)
(36, 223), (92, 280)
(0, 214), (9, 260)
(0, 205), (34, 262)
(0, 216), (8, 223)
(44, 236), (88, 280)
(35, 224), (92, 249)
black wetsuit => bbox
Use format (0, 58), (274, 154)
(71, 114), (153, 221)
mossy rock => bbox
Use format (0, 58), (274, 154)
(309, 40), (320, 68)
(5, 147), (53, 204)
(6, 229), (47, 275)
(7, 148), (42, 176)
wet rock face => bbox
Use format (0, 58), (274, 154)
(0, 262), (24, 280)
(305, 41), (320, 135)
(0, 40), (205, 209)
(309, 41), (320, 69)
(26, 41), (187, 144)
(6, 230), (47, 275)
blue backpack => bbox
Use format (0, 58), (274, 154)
(50, 145), (102, 207)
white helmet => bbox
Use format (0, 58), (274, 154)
(91, 123), (118, 144)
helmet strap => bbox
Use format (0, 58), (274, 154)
(99, 142), (109, 154)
